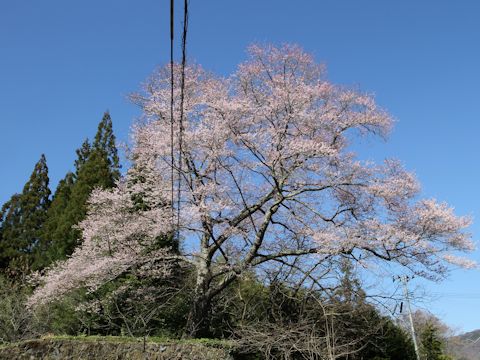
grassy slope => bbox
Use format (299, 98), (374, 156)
(0, 335), (236, 360)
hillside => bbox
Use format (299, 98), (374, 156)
(448, 329), (480, 360)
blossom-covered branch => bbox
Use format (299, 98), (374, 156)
(30, 44), (474, 337)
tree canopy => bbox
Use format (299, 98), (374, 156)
(29, 44), (474, 339)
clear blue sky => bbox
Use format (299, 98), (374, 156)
(1, 0), (479, 332)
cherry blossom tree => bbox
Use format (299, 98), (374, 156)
(29, 44), (474, 338)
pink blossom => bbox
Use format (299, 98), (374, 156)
(30, 44), (475, 309)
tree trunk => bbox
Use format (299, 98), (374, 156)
(185, 249), (212, 338)
(186, 293), (212, 338)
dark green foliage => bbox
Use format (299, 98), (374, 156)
(328, 261), (416, 359)
(71, 267), (193, 338)
(36, 112), (121, 267)
(359, 319), (417, 360)
(420, 322), (451, 360)
(2, 112), (120, 271)
(330, 261), (416, 360)
(93, 112), (120, 176)
(32, 172), (75, 269)
(74, 139), (91, 174)
(225, 262), (417, 359)
(27, 291), (84, 338)
(0, 155), (51, 272)
(57, 149), (114, 256)
(0, 195), (22, 269)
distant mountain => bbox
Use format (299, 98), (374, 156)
(447, 329), (480, 360)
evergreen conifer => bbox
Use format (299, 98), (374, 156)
(0, 155), (51, 272)
(37, 112), (120, 266)
(74, 139), (91, 174)
(420, 322), (451, 360)
(32, 172), (75, 269)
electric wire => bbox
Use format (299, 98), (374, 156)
(176, 0), (188, 244)
(169, 0), (175, 232)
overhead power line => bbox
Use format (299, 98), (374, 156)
(176, 0), (189, 243)
(169, 0), (189, 244)
(170, 0), (175, 230)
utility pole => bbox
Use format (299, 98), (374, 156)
(396, 275), (421, 360)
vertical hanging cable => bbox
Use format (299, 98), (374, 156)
(176, 0), (188, 242)
(169, 0), (175, 233)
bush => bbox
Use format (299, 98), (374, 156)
(0, 274), (32, 343)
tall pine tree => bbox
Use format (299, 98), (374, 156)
(93, 111), (120, 174)
(0, 155), (51, 273)
(0, 195), (22, 269)
(35, 112), (120, 268)
(32, 172), (75, 269)
(74, 138), (91, 173)
(420, 322), (452, 360)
